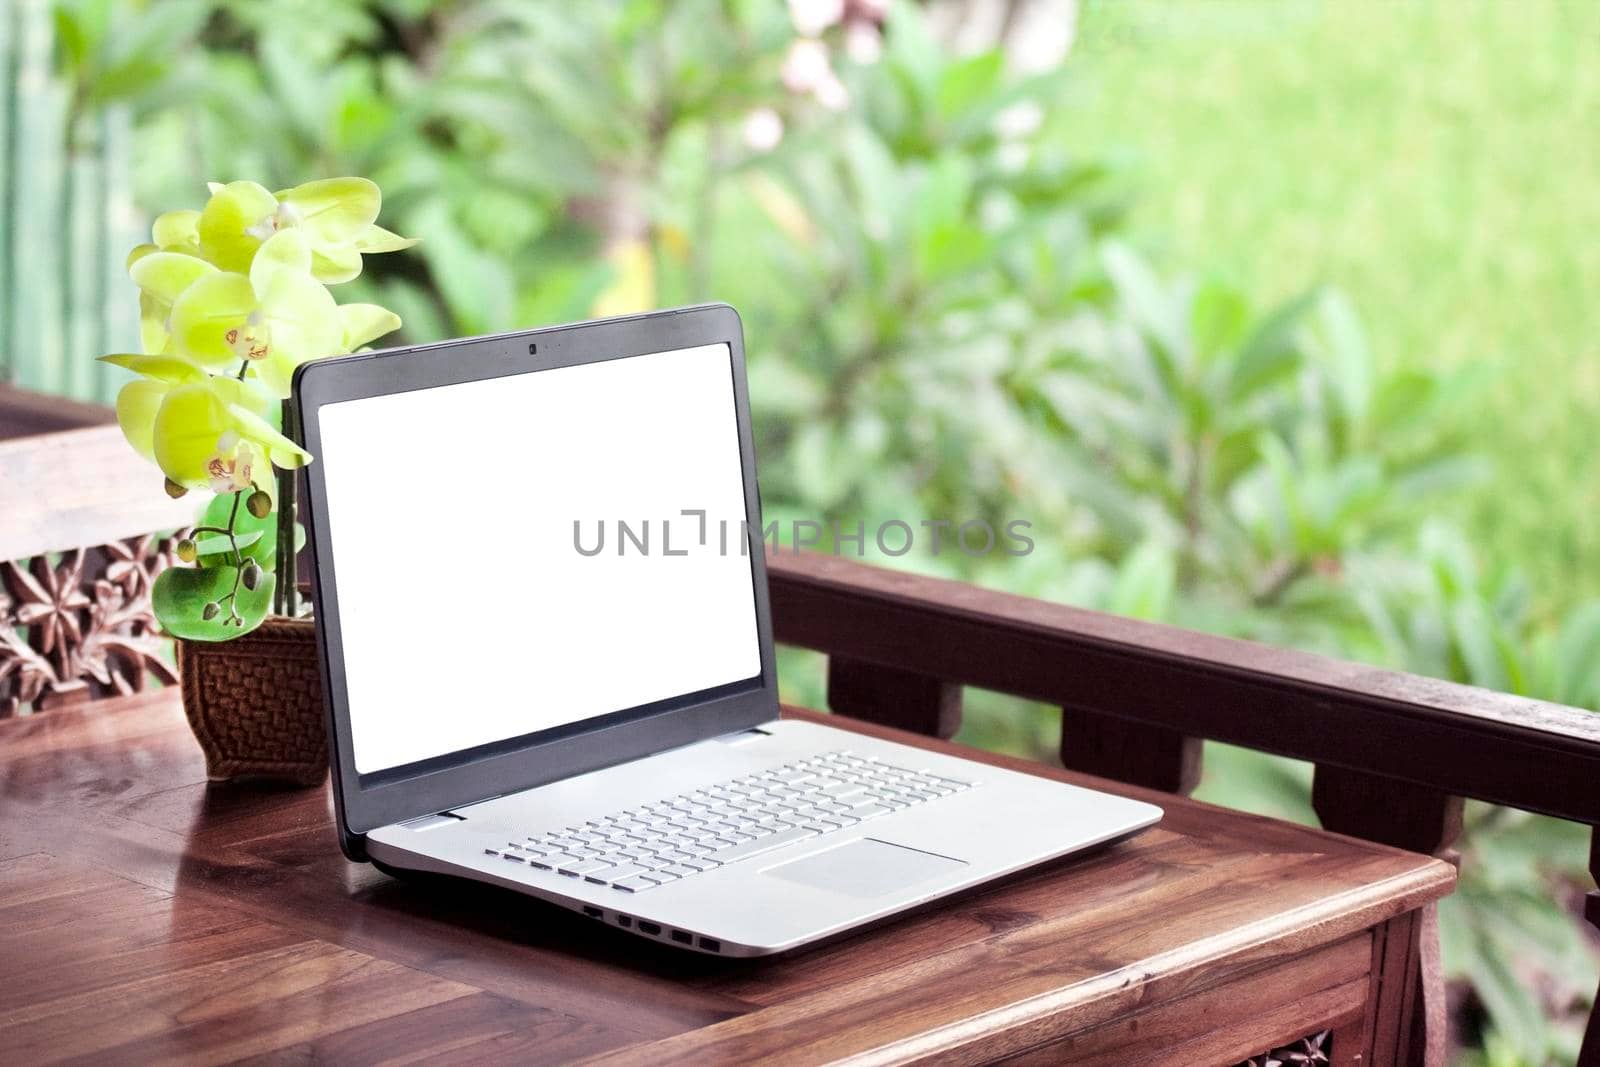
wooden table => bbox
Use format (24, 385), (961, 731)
(0, 691), (1453, 1065)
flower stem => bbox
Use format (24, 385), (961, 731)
(224, 490), (245, 622)
(274, 399), (300, 619)
(225, 490), (243, 568)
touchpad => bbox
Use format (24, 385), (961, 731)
(764, 838), (968, 899)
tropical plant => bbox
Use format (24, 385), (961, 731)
(102, 176), (414, 638)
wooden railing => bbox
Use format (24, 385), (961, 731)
(766, 549), (1600, 1067)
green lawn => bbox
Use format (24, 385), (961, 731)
(1054, 0), (1600, 623)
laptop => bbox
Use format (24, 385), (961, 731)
(293, 303), (1161, 957)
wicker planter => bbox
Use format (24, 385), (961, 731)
(177, 615), (326, 786)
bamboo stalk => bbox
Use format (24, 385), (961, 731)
(99, 106), (136, 403)
(13, 0), (65, 394)
(0, 2), (17, 384)
(66, 111), (98, 399)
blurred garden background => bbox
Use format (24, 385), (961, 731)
(3, 0), (1596, 1061)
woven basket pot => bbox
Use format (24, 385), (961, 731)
(177, 615), (326, 786)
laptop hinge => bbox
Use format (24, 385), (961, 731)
(397, 811), (466, 831)
(714, 726), (771, 746)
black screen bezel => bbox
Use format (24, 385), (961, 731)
(293, 304), (778, 858)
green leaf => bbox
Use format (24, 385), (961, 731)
(192, 530), (265, 559)
(1228, 289), (1318, 403)
(1317, 289), (1374, 423)
(884, 0), (942, 109)
(1451, 601), (1511, 692)
(152, 565), (275, 641)
(1553, 602), (1600, 706)
(935, 51), (1003, 120)
(1108, 541), (1175, 621)
(199, 492), (295, 569)
(52, 8), (90, 74)
(1102, 242), (1183, 364)
(1190, 278), (1248, 362)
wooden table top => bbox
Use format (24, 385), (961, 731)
(0, 691), (1453, 1065)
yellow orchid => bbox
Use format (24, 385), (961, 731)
(148, 377), (310, 492)
(197, 177), (416, 283)
(167, 229), (344, 397)
(101, 174), (410, 640)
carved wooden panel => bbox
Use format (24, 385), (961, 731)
(0, 534), (184, 716)
(1240, 1029), (1331, 1066)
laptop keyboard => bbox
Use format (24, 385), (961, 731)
(483, 750), (973, 893)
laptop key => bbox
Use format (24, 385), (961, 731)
(612, 876), (659, 893)
(586, 863), (648, 884)
(851, 803), (894, 819)
(558, 858), (611, 877)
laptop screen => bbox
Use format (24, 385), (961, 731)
(315, 342), (763, 776)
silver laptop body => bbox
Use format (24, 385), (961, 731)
(294, 304), (1161, 957)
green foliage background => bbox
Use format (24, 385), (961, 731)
(4, 0), (1596, 1062)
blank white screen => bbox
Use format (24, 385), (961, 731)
(318, 342), (762, 774)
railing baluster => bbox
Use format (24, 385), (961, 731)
(1312, 765), (1463, 1067)
(1059, 706), (1202, 794)
(1580, 829), (1599, 1067)
(825, 655), (962, 739)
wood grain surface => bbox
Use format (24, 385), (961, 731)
(0, 691), (1452, 1065)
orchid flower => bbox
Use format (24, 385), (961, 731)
(198, 177), (416, 284)
(166, 229), (344, 397)
(100, 175), (411, 639)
